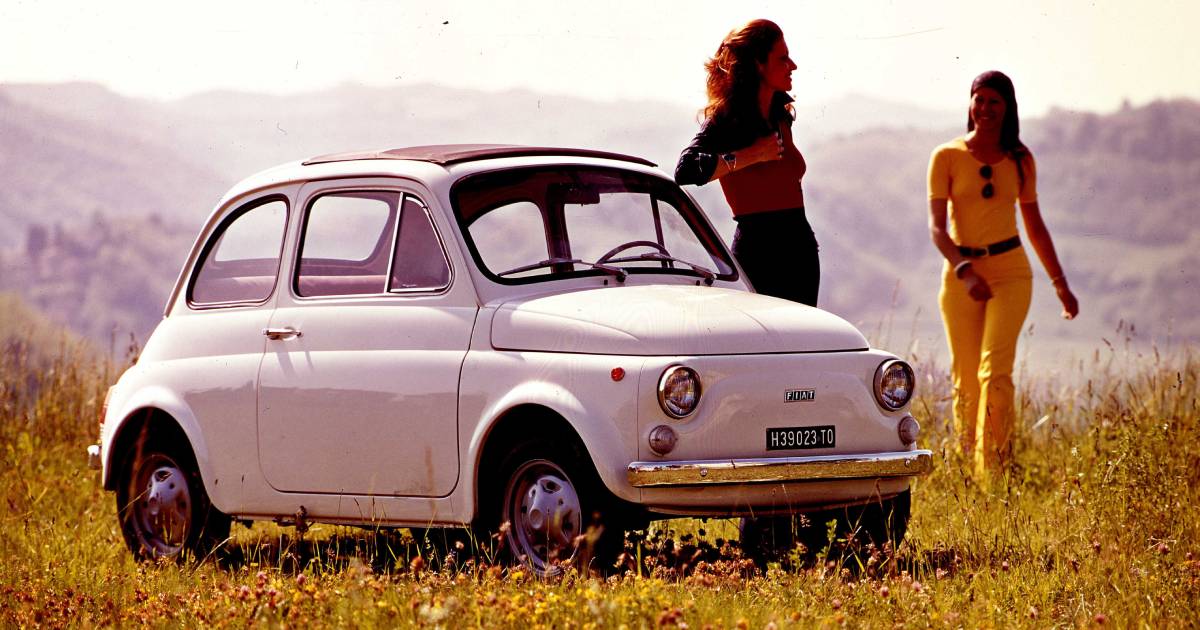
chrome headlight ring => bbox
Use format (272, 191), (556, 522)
(874, 359), (915, 411)
(658, 365), (702, 418)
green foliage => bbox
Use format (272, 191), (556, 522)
(1, 330), (1197, 628)
(0, 215), (193, 343)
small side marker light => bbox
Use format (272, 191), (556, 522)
(611, 367), (625, 381)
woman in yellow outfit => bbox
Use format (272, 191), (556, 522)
(927, 71), (1079, 476)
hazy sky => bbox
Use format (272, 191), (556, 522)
(2, 0), (1196, 115)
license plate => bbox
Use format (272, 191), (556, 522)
(766, 425), (836, 451)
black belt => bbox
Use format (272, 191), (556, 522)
(958, 235), (1021, 258)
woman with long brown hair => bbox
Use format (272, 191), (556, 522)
(675, 19), (818, 306)
(928, 70), (1079, 477)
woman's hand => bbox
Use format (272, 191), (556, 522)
(1055, 283), (1079, 320)
(739, 132), (784, 168)
(962, 268), (993, 301)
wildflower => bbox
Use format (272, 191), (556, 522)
(409, 556), (425, 575)
(831, 599), (842, 611)
(295, 574), (306, 587)
(1157, 543), (1169, 555)
(1028, 606), (1038, 619)
(911, 581), (923, 593)
(879, 585), (890, 598)
(1001, 561), (1009, 571)
(935, 568), (948, 580)
(1094, 613), (1107, 625)
(736, 618), (749, 629)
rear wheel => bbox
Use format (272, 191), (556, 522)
(116, 438), (230, 562)
(486, 438), (624, 576)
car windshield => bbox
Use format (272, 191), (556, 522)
(452, 166), (736, 284)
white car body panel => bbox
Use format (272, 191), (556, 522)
(491, 285), (867, 355)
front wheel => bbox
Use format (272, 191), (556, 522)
(116, 439), (230, 561)
(489, 439), (623, 576)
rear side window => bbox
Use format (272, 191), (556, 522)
(296, 191), (398, 297)
(190, 199), (287, 305)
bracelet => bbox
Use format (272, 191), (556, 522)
(954, 260), (973, 279)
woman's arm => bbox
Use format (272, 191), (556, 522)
(1019, 200), (1080, 319)
(675, 123), (783, 186)
(929, 198), (992, 301)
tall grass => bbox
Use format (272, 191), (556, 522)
(1, 331), (1197, 628)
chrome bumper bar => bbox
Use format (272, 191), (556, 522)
(627, 450), (933, 487)
(87, 444), (101, 470)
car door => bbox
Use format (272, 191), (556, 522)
(256, 183), (475, 498)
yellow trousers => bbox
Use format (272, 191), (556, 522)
(938, 247), (1032, 476)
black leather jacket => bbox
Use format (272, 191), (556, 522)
(674, 91), (795, 186)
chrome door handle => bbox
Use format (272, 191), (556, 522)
(263, 327), (302, 340)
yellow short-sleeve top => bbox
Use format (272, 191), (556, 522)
(927, 137), (1037, 247)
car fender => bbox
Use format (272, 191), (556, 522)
(458, 358), (645, 519)
(102, 385), (211, 496)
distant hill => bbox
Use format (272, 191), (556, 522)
(0, 82), (1195, 364)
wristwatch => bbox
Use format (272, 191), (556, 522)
(720, 151), (737, 171)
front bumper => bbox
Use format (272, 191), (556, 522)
(87, 444), (101, 470)
(627, 450), (932, 487)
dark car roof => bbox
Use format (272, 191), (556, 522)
(302, 144), (656, 167)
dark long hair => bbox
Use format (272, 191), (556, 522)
(703, 19), (786, 124)
(968, 70), (1030, 187)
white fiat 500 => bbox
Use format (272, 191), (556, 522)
(89, 145), (930, 572)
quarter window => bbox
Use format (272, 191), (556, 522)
(390, 196), (451, 291)
(190, 199), (287, 305)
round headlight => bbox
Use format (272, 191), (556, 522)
(874, 359), (915, 411)
(658, 366), (701, 418)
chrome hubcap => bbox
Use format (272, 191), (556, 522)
(504, 460), (581, 574)
(133, 456), (191, 556)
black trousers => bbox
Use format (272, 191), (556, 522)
(731, 207), (820, 307)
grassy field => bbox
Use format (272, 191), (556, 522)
(1, 334), (1197, 629)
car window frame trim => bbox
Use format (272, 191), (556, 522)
(289, 185), (455, 302)
(186, 194), (291, 311)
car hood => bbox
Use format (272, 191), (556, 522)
(489, 285), (869, 355)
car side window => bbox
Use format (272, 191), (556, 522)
(390, 195), (451, 291)
(190, 198), (287, 305)
(296, 191), (398, 297)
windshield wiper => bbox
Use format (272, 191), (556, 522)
(604, 253), (717, 285)
(497, 257), (628, 281)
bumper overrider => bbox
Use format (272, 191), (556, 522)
(627, 450), (933, 487)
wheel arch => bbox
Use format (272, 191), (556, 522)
(468, 403), (643, 520)
(103, 406), (203, 491)
(473, 404), (589, 514)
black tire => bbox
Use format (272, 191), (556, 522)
(116, 437), (230, 562)
(482, 438), (624, 576)
(740, 490), (912, 568)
